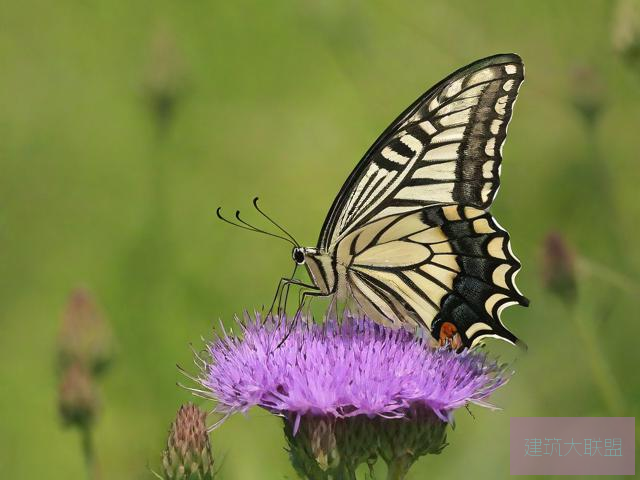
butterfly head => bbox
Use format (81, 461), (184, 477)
(292, 247), (306, 265)
(291, 247), (334, 295)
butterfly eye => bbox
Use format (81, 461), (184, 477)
(293, 248), (305, 265)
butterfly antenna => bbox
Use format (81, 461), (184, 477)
(216, 207), (296, 247)
(234, 210), (297, 247)
(216, 207), (257, 233)
(253, 197), (300, 247)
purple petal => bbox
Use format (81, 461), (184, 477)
(195, 313), (510, 424)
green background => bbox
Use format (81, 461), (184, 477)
(1, 0), (638, 478)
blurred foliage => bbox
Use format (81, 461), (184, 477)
(0, 0), (639, 478)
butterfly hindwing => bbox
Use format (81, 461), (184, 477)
(318, 54), (524, 251)
(341, 205), (528, 347)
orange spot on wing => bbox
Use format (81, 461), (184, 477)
(439, 322), (462, 350)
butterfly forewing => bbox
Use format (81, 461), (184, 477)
(318, 54), (524, 251)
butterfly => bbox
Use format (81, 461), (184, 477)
(220, 54), (529, 349)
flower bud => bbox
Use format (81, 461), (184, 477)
(161, 404), (214, 480)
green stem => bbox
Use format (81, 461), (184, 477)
(81, 425), (99, 480)
(571, 306), (626, 416)
(333, 465), (358, 480)
(385, 454), (414, 480)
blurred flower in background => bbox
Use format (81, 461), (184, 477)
(540, 232), (578, 305)
(58, 362), (100, 428)
(56, 287), (114, 480)
(191, 314), (510, 479)
(156, 403), (215, 480)
(57, 288), (113, 375)
(569, 64), (605, 128)
(143, 22), (187, 135)
(612, 0), (640, 70)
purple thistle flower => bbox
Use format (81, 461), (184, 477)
(190, 313), (511, 479)
(195, 313), (509, 425)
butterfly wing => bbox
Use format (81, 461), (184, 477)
(339, 205), (528, 347)
(318, 53), (524, 251)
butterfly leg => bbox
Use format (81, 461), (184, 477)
(289, 287), (324, 324)
(266, 264), (298, 321)
(273, 278), (319, 320)
(300, 289), (326, 306)
(326, 294), (338, 321)
(283, 280), (319, 316)
(276, 288), (325, 349)
(265, 276), (313, 324)
(305, 295), (315, 319)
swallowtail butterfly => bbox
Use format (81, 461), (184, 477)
(221, 54), (529, 348)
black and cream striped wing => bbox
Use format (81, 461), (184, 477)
(339, 204), (529, 347)
(318, 54), (524, 251)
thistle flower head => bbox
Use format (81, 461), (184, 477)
(191, 314), (510, 476)
(196, 313), (510, 425)
(161, 403), (214, 480)
(194, 314), (508, 479)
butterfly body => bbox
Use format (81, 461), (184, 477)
(286, 54), (529, 349)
